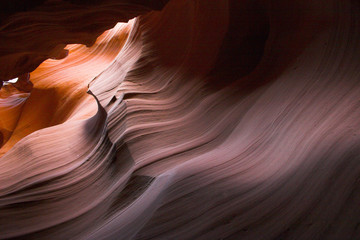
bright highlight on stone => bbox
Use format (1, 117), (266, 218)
(0, 0), (359, 239)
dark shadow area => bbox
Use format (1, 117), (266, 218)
(206, 0), (270, 89)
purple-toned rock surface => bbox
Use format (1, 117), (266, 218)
(0, 0), (359, 239)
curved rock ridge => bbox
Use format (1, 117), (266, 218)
(1, 0), (360, 239)
(0, 21), (133, 156)
(0, 0), (169, 84)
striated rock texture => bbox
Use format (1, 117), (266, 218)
(1, 0), (360, 239)
(0, 0), (169, 83)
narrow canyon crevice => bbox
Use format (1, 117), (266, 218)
(0, 0), (359, 239)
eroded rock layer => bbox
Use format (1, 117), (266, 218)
(0, 0), (169, 83)
(1, 0), (360, 239)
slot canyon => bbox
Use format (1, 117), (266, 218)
(0, 0), (359, 239)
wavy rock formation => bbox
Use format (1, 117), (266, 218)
(0, 0), (169, 83)
(0, 0), (360, 239)
(0, 21), (132, 155)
